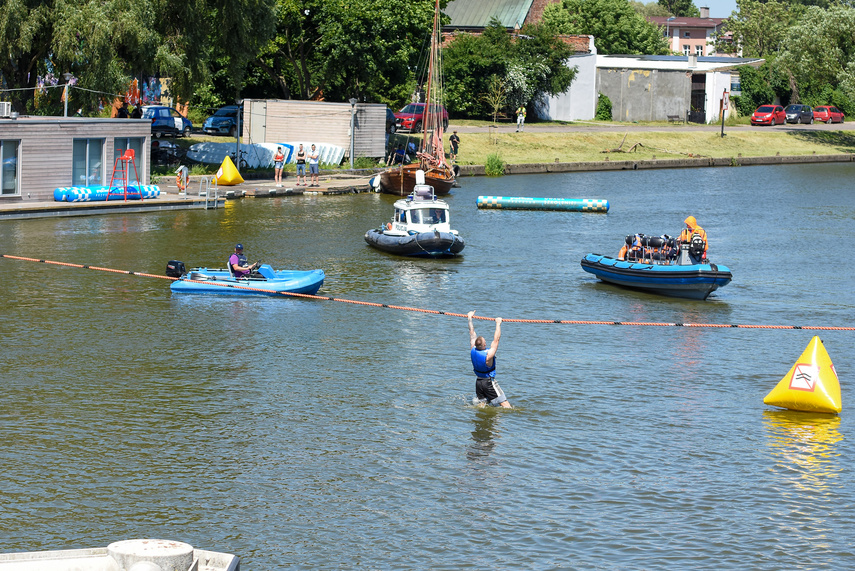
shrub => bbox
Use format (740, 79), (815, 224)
(485, 153), (505, 176)
(596, 93), (613, 121)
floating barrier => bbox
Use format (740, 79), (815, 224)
(764, 336), (842, 413)
(477, 196), (609, 212)
(3, 254), (855, 332)
(53, 185), (160, 202)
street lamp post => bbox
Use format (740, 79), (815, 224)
(62, 72), (74, 117)
(349, 98), (358, 170)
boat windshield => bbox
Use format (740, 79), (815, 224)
(410, 208), (446, 224)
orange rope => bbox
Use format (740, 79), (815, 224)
(3, 254), (854, 331)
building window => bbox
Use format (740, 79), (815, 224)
(684, 31), (691, 37)
(72, 139), (104, 187)
(1, 140), (20, 196)
(683, 45), (691, 56)
(696, 45), (703, 56)
(114, 137), (144, 184)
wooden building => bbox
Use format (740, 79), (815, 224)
(0, 115), (152, 202)
(242, 100), (386, 160)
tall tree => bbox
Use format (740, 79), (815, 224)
(0, 0), (275, 114)
(256, 0), (438, 104)
(542, 0), (670, 55)
(657, 0), (700, 17)
(715, 0), (795, 58)
(443, 20), (576, 118)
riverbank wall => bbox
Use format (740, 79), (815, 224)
(458, 153), (855, 176)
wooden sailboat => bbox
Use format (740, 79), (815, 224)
(379, 0), (455, 196)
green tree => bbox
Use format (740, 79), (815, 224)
(543, 0), (670, 55)
(0, 0), (275, 113)
(715, 0), (796, 57)
(657, 0), (700, 17)
(631, 1), (672, 18)
(779, 4), (855, 111)
(443, 20), (575, 118)
(255, 0), (438, 104)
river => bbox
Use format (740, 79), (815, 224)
(1, 163), (854, 569)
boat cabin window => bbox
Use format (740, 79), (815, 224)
(410, 208), (446, 225)
(395, 209), (406, 223)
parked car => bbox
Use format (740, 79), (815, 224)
(394, 102), (449, 133)
(385, 107), (397, 134)
(813, 105), (845, 124)
(203, 105), (242, 137)
(785, 104), (813, 124)
(750, 105), (786, 126)
(141, 106), (193, 137)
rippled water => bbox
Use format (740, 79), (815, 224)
(1, 163), (854, 569)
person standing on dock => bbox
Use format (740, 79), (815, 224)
(308, 144), (320, 187)
(468, 311), (512, 408)
(515, 105), (526, 132)
(273, 147), (285, 187)
(295, 144), (307, 186)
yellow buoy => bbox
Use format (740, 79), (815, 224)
(764, 336), (842, 414)
(215, 156), (244, 186)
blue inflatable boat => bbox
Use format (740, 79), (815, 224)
(580, 253), (732, 300)
(167, 261), (324, 296)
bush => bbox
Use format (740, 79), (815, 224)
(485, 153), (505, 176)
(596, 93), (613, 121)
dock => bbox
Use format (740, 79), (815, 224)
(0, 173), (376, 220)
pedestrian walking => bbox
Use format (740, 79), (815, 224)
(515, 105), (526, 132)
(449, 131), (460, 161)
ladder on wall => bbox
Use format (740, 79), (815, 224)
(107, 149), (142, 201)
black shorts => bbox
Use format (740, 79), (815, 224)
(475, 377), (507, 406)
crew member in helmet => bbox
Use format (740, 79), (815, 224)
(467, 310), (512, 408)
(679, 216), (708, 261)
(228, 243), (259, 278)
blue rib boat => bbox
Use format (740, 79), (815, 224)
(580, 253), (732, 300)
(167, 262), (324, 296)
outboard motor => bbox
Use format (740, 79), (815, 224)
(166, 260), (186, 278)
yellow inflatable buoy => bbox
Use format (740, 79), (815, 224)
(215, 156), (244, 186)
(764, 336), (842, 414)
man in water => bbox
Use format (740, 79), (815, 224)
(468, 311), (512, 408)
(228, 243), (259, 278)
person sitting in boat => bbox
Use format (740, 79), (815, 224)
(618, 234), (643, 261)
(228, 243), (260, 278)
(679, 216), (708, 262)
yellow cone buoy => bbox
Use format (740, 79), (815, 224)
(215, 156), (244, 186)
(764, 336), (841, 414)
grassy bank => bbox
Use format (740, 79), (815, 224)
(451, 128), (855, 166)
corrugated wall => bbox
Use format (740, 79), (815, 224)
(0, 118), (151, 202)
(242, 100), (386, 160)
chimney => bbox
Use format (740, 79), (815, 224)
(700, 6), (709, 18)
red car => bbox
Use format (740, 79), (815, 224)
(813, 106), (845, 124)
(394, 103), (449, 133)
(750, 105), (786, 126)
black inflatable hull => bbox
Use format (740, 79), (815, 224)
(364, 229), (464, 257)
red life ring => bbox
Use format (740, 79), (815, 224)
(176, 174), (187, 191)
(386, 222), (392, 230)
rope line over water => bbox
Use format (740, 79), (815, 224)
(3, 254), (854, 331)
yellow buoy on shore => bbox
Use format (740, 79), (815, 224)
(216, 156), (244, 186)
(764, 336), (842, 414)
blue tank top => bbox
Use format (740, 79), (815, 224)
(471, 347), (496, 378)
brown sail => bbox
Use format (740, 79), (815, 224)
(379, 0), (454, 196)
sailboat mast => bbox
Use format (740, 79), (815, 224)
(422, 0), (440, 153)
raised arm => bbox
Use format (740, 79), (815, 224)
(468, 310), (477, 348)
(486, 317), (502, 363)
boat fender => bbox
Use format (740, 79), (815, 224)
(386, 222), (392, 230)
(453, 164), (460, 177)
